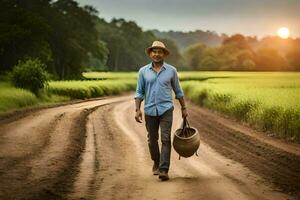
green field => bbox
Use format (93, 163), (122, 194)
(179, 72), (300, 141)
(83, 72), (137, 80)
(1, 71), (299, 141)
(48, 79), (136, 99)
(0, 79), (136, 112)
(0, 82), (69, 112)
(0, 82), (39, 112)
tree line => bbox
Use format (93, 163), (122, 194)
(152, 29), (226, 49)
(0, 0), (299, 81)
(0, 0), (181, 79)
(1, 0), (106, 79)
(182, 34), (300, 71)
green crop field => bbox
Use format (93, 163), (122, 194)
(0, 79), (136, 113)
(0, 82), (69, 113)
(179, 72), (300, 141)
(83, 72), (137, 80)
(83, 71), (299, 141)
(0, 82), (39, 112)
(1, 71), (299, 141)
(48, 79), (136, 99)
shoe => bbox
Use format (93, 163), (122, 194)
(152, 163), (159, 176)
(158, 171), (169, 181)
(153, 168), (159, 175)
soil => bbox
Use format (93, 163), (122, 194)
(0, 93), (299, 200)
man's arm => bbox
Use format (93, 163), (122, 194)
(135, 69), (145, 100)
(135, 98), (143, 112)
(135, 98), (143, 123)
(178, 97), (186, 109)
(171, 69), (188, 118)
(178, 97), (188, 118)
(134, 69), (145, 123)
(171, 69), (184, 100)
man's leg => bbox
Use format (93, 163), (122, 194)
(145, 115), (160, 169)
(159, 107), (173, 173)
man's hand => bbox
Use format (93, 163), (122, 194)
(135, 110), (143, 123)
(181, 108), (188, 118)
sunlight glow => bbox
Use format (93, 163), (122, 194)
(277, 27), (290, 39)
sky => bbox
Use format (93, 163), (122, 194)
(79, 0), (300, 38)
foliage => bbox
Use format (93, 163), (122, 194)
(1, 0), (299, 78)
(0, 81), (69, 112)
(160, 38), (183, 69)
(182, 34), (299, 71)
(255, 48), (287, 70)
(286, 40), (300, 71)
(11, 58), (49, 95)
(83, 72), (137, 80)
(180, 72), (300, 141)
(95, 18), (154, 71)
(0, 0), (107, 79)
(0, 78), (136, 113)
(183, 43), (207, 70)
(151, 29), (226, 50)
(48, 79), (136, 99)
(0, 82), (39, 112)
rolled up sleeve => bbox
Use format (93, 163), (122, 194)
(134, 69), (145, 100)
(171, 69), (184, 99)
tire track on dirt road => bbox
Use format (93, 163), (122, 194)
(0, 95), (131, 200)
(0, 108), (92, 200)
(187, 102), (300, 198)
(0, 94), (298, 200)
(70, 96), (295, 200)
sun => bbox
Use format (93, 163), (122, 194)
(277, 27), (290, 39)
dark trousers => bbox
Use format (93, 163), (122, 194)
(145, 106), (174, 172)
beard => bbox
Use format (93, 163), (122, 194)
(152, 58), (164, 64)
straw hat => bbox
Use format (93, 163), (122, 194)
(146, 41), (170, 56)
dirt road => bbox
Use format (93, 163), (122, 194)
(0, 93), (299, 200)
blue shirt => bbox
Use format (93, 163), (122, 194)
(134, 62), (184, 116)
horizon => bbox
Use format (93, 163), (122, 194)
(80, 0), (300, 39)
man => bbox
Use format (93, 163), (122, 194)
(134, 40), (188, 181)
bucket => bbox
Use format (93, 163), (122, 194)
(173, 118), (200, 158)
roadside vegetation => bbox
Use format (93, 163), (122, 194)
(180, 72), (300, 141)
(2, 71), (298, 142)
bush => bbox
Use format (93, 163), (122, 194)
(11, 58), (49, 95)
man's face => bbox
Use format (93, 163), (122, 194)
(149, 48), (165, 63)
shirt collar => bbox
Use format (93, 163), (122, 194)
(149, 62), (166, 71)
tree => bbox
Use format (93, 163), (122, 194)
(222, 34), (251, 50)
(219, 34), (255, 70)
(95, 18), (157, 71)
(0, 0), (53, 73)
(183, 43), (207, 70)
(255, 48), (287, 71)
(200, 48), (222, 70)
(0, 0), (108, 79)
(160, 38), (182, 68)
(286, 39), (300, 71)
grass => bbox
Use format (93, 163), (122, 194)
(180, 72), (300, 141)
(0, 79), (137, 113)
(0, 82), (69, 113)
(0, 82), (38, 112)
(48, 79), (136, 99)
(83, 72), (137, 80)
(1, 71), (299, 142)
